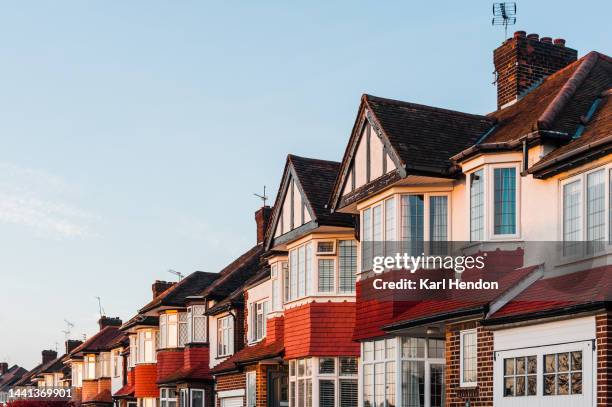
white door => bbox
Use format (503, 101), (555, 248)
(494, 340), (593, 406)
(220, 397), (244, 407)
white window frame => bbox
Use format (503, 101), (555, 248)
(316, 240), (336, 255)
(460, 329), (478, 387)
(84, 354), (96, 380)
(179, 388), (189, 407)
(112, 349), (120, 378)
(137, 329), (157, 364)
(249, 300), (268, 343)
(217, 315), (234, 357)
(559, 164), (612, 256)
(191, 389), (205, 407)
(246, 371), (256, 407)
(160, 388), (178, 407)
(187, 305), (207, 344)
(488, 163), (521, 239)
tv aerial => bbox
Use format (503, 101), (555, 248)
(62, 319), (75, 340)
(168, 269), (184, 281)
(492, 2), (517, 39)
(95, 296), (105, 317)
(253, 186), (268, 207)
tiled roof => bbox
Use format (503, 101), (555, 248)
(38, 355), (67, 375)
(139, 271), (220, 313)
(12, 363), (43, 387)
(113, 383), (135, 398)
(0, 365), (28, 391)
(70, 326), (125, 355)
(487, 265), (612, 322)
(120, 314), (159, 331)
(383, 264), (539, 331)
(364, 95), (495, 175)
(156, 364), (213, 384)
(211, 340), (284, 375)
(198, 244), (264, 301)
(206, 266), (270, 316)
(84, 389), (113, 404)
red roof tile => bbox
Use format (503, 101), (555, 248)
(212, 340), (284, 375)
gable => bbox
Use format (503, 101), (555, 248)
(341, 114), (398, 198)
(273, 174), (313, 238)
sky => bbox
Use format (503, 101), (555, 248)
(0, 0), (610, 369)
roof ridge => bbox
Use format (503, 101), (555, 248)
(537, 51), (601, 130)
(287, 154), (340, 166)
(363, 93), (494, 122)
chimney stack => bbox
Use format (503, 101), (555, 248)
(0, 363), (8, 375)
(98, 316), (122, 331)
(494, 31), (577, 109)
(42, 350), (57, 365)
(65, 339), (83, 354)
(152, 280), (175, 299)
(255, 206), (273, 244)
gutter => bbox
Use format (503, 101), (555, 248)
(382, 305), (486, 332)
(527, 135), (612, 175)
(482, 301), (609, 327)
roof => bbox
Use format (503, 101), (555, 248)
(486, 265), (612, 324)
(382, 264), (539, 331)
(12, 363), (43, 387)
(265, 155), (354, 249)
(0, 365), (28, 391)
(211, 340), (284, 375)
(157, 363), (214, 384)
(38, 355), (67, 375)
(206, 266), (270, 316)
(198, 244), (264, 301)
(84, 389), (113, 404)
(113, 383), (135, 398)
(120, 314), (159, 331)
(139, 271), (220, 313)
(70, 326), (125, 355)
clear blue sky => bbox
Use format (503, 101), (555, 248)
(0, 1), (609, 369)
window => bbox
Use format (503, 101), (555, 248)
(401, 195), (424, 256)
(460, 330), (477, 387)
(493, 167), (517, 235)
(129, 335), (137, 368)
(287, 243), (312, 301)
(139, 398), (156, 407)
(430, 196), (448, 254)
(84, 355), (96, 380)
(97, 352), (110, 378)
(587, 170), (605, 253)
(317, 241), (335, 254)
(187, 305), (207, 343)
(191, 389), (204, 407)
(384, 197), (396, 253)
(179, 389), (189, 407)
(71, 362), (83, 387)
(112, 350), (120, 377)
(160, 388), (177, 407)
(563, 180), (582, 256)
(250, 300), (268, 343)
(470, 170), (484, 241)
(246, 371), (256, 407)
(271, 264), (279, 310)
(137, 329), (156, 363)
(283, 262), (289, 303)
(290, 358), (356, 407)
(339, 240), (357, 293)
(217, 316), (233, 357)
(503, 356), (537, 397)
(318, 259), (334, 293)
(544, 351), (582, 396)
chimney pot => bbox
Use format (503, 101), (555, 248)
(42, 350), (57, 365)
(0, 363), (8, 375)
(527, 33), (539, 41)
(152, 280), (175, 299)
(97, 316), (122, 331)
(540, 37), (552, 44)
(554, 38), (566, 47)
(255, 206), (273, 244)
(513, 30), (526, 38)
(65, 339), (83, 355)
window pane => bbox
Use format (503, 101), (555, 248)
(430, 365), (444, 407)
(340, 357), (358, 376)
(318, 259), (334, 293)
(363, 364), (374, 407)
(587, 170), (605, 252)
(401, 337), (425, 359)
(427, 339), (444, 359)
(563, 180), (582, 256)
(429, 196), (448, 243)
(470, 170), (484, 241)
(339, 379), (358, 407)
(319, 358), (335, 374)
(571, 372), (582, 394)
(290, 250), (298, 300)
(494, 168), (516, 235)
(401, 361), (424, 407)
(461, 331), (477, 384)
(319, 380), (335, 407)
(401, 196), (424, 256)
(298, 246), (306, 297)
(385, 362), (396, 407)
(385, 198), (396, 242)
(374, 363), (384, 407)
(362, 208), (372, 271)
(339, 241), (357, 293)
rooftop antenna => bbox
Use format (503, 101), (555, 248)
(94, 296), (105, 317)
(253, 186), (268, 207)
(62, 319), (75, 340)
(492, 2), (517, 39)
(167, 269), (184, 281)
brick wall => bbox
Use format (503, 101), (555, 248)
(215, 372), (246, 407)
(134, 364), (158, 398)
(157, 349), (184, 383)
(81, 379), (98, 402)
(98, 377), (111, 394)
(445, 321), (493, 407)
(597, 312), (612, 407)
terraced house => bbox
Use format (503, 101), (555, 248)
(14, 29), (611, 407)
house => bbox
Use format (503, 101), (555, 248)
(328, 31), (611, 407)
(212, 155), (360, 407)
(0, 364), (28, 405)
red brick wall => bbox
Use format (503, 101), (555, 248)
(445, 321), (493, 407)
(71, 387), (82, 405)
(284, 301), (359, 359)
(215, 372), (246, 407)
(98, 377), (111, 394)
(157, 349), (184, 383)
(81, 380), (98, 402)
(127, 368), (135, 386)
(597, 312), (612, 407)
(134, 364), (158, 398)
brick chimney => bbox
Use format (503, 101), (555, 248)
(152, 280), (175, 299)
(0, 362), (8, 375)
(65, 340), (83, 354)
(98, 316), (122, 331)
(255, 206), (273, 244)
(42, 350), (57, 365)
(494, 31), (577, 109)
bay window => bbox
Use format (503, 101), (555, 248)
(187, 305), (207, 343)
(362, 337), (444, 407)
(289, 357), (357, 407)
(338, 241), (357, 293)
(493, 167), (517, 235)
(159, 312), (189, 349)
(217, 315), (233, 357)
(137, 329), (157, 364)
(160, 388), (177, 407)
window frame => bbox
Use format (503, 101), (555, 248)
(160, 388), (178, 407)
(217, 315), (234, 358)
(190, 389), (205, 407)
(249, 299), (269, 344)
(459, 329), (478, 388)
(246, 371), (257, 407)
